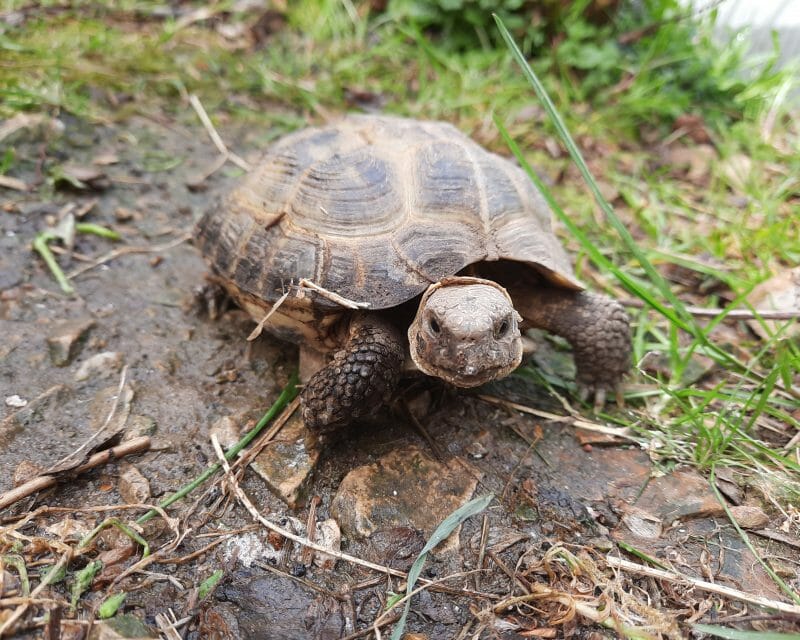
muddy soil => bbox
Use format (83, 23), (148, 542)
(1, 115), (796, 639)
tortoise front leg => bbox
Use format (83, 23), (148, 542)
(301, 315), (405, 432)
(514, 287), (631, 405)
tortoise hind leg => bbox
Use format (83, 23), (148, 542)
(301, 315), (405, 432)
(514, 287), (631, 406)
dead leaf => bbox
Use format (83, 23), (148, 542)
(747, 266), (800, 339)
(92, 152), (120, 166)
(0, 175), (28, 191)
(720, 153), (753, 194)
(729, 505), (770, 529)
(673, 113), (713, 144)
(54, 164), (108, 191)
(666, 144), (716, 185)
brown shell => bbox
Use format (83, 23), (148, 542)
(196, 115), (581, 324)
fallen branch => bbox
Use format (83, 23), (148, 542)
(606, 555), (800, 616)
(0, 437), (151, 511)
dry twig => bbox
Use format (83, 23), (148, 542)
(66, 233), (191, 281)
(478, 394), (636, 441)
(188, 94), (251, 172)
(0, 437), (151, 511)
(297, 278), (371, 309)
(607, 555), (800, 616)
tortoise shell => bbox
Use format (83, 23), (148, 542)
(196, 115), (582, 345)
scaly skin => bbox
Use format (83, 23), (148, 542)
(301, 315), (405, 432)
(513, 287), (631, 405)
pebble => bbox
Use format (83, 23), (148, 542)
(46, 318), (95, 366)
(251, 412), (320, 509)
(728, 505), (770, 530)
(209, 415), (241, 451)
(74, 351), (124, 382)
(4, 395), (27, 408)
(331, 445), (479, 554)
(118, 462), (151, 504)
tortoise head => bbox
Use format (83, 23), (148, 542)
(408, 277), (523, 387)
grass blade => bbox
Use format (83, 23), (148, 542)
(692, 623), (800, 640)
(492, 13), (750, 376)
(390, 494), (493, 640)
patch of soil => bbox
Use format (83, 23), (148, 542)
(1, 115), (798, 639)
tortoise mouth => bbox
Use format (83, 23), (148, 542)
(423, 362), (517, 388)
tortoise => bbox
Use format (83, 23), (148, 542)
(196, 114), (631, 432)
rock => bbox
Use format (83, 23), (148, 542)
(729, 505), (770, 529)
(124, 414), (157, 439)
(631, 470), (725, 523)
(88, 615), (155, 639)
(311, 519), (341, 570)
(46, 318), (95, 366)
(209, 415), (241, 451)
(4, 394), (27, 408)
(204, 571), (345, 640)
(89, 384), (134, 435)
(331, 446), (479, 553)
(74, 351), (124, 382)
(251, 412), (320, 509)
(118, 463), (151, 504)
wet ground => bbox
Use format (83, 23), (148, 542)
(1, 115), (797, 639)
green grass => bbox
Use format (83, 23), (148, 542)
(2, 0), (798, 600)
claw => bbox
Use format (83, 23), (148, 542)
(593, 386), (606, 410)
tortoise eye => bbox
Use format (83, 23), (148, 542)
(495, 319), (510, 338)
(429, 317), (441, 334)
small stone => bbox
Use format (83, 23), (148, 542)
(5, 394), (27, 408)
(620, 507), (663, 540)
(13, 460), (44, 486)
(632, 470), (725, 522)
(89, 384), (134, 435)
(74, 351), (124, 382)
(47, 318), (95, 366)
(331, 446), (479, 554)
(124, 414), (157, 439)
(114, 206), (136, 221)
(210, 416), (241, 451)
(251, 412), (320, 509)
(118, 463), (151, 504)
(311, 519), (341, 570)
(729, 505), (770, 530)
